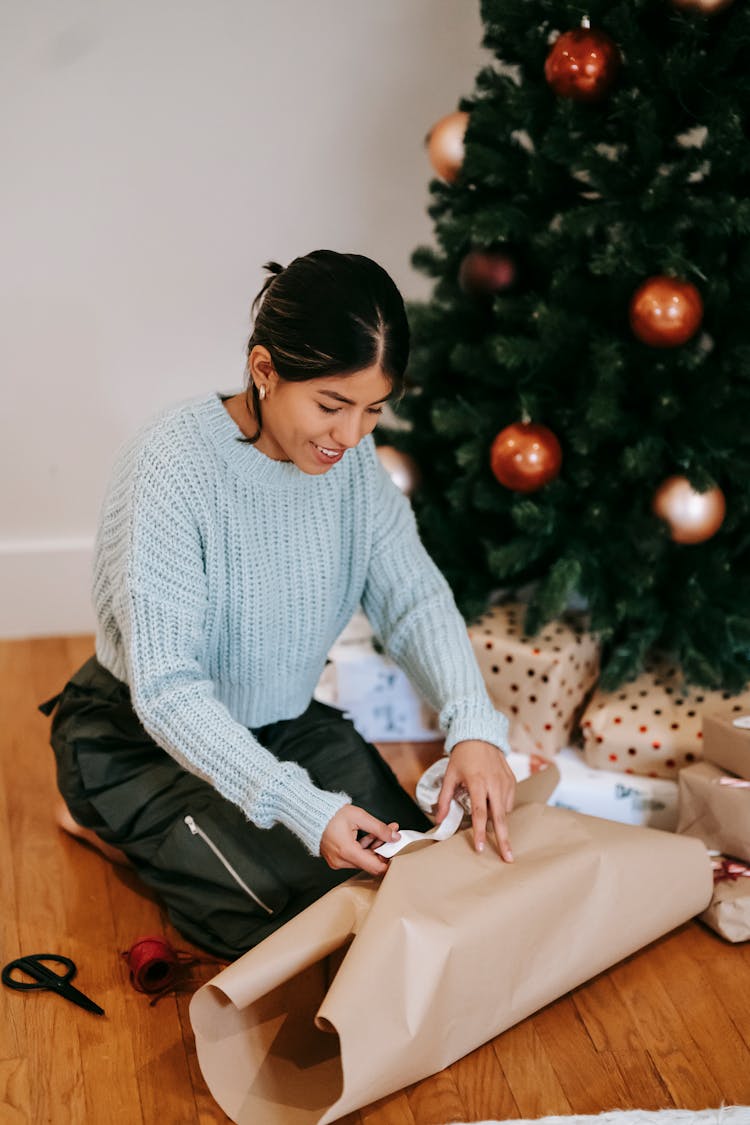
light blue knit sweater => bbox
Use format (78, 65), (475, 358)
(93, 392), (510, 855)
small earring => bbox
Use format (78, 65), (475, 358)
(258, 385), (267, 401)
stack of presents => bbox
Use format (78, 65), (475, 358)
(317, 602), (750, 943)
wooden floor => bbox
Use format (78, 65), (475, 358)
(2, 635), (750, 1125)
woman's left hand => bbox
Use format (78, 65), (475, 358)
(434, 740), (516, 862)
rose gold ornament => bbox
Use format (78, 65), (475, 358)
(376, 445), (421, 497)
(670, 0), (735, 14)
(544, 28), (621, 103)
(426, 111), (469, 184)
(459, 249), (517, 297)
(629, 276), (703, 348)
(490, 422), (562, 493)
(652, 476), (726, 544)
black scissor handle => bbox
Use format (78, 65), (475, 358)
(2, 954), (77, 991)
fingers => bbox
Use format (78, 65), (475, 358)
(435, 773), (457, 824)
(320, 807), (400, 876)
(465, 772), (515, 861)
(353, 848), (390, 877)
(355, 811), (400, 845)
(359, 822), (399, 850)
(488, 789), (514, 863)
(467, 782), (488, 852)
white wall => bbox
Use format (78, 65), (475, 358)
(1, 0), (485, 638)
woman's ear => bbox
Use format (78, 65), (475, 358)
(248, 345), (279, 393)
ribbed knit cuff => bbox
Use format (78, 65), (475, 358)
(440, 695), (511, 756)
(244, 765), (352, 857)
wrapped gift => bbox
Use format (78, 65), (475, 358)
(550, 748), (678, 831)
(415, 748), (678, 831)
(700, 857), (750, 943)
(702, 708), (750, 781)
(677, 761), (750, 862)
(190, 782), (711, 1125)
(315, 610), (439, 742)
(581, 660), (750, 780)
(468, 602), (600, 756)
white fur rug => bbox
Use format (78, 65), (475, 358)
(455, 1108), (750, 1125)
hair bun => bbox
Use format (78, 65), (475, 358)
(251, 262), (285, 317)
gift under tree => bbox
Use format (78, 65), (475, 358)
(383, 0), (750, 692)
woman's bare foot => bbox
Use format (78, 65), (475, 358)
(54, 798), (132, 868)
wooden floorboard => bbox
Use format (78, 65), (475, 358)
(2, 635), (750, 1123)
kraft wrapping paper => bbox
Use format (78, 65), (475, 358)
(702, 710), (750, 781)
(582, 660), (750, 780)
(677, 761), (750, 862)
(701, 859), (750, 943)
(190, 772), (712, 1125)
(468, 603), (600, 756)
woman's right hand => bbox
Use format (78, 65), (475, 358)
(319, 805), (400, 876)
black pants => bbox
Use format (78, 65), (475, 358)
(41, 656), (430, 959)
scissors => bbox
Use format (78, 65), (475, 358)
(2, 954), (105, 1016)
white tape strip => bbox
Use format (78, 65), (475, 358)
(374, 799), (465, 859)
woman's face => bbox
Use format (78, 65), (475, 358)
(252, 352), (394, 474)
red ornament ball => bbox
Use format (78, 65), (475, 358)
(459, 249), (517, 297)
(426, 111), (469, 184)
(544, 28), (621, 103)
(652, 476), (726, 544)
(629, 276), (703, 348)
(490, 422), (562, 493)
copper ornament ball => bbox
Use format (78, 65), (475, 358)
(652, 476), (726, 544)
(544, 28), (621, 103)
(670, 0), (735, 13)
(490, 422), (562, 493)
(426, 111), (469, 184)
(629, 276), (704, 348)
(376, 445), (421, 497)
(459, 249), (517, 297)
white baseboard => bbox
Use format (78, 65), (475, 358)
(0, 537), (96, 639)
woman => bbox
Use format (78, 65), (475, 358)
(41, 250), (515, 960)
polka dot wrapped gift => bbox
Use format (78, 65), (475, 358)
(581, 660), (750, 780)
(468, 603), (600, 756)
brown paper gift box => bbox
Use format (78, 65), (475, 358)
(677, 761), (750, 862)
(702, 709), (750, 781)
(468, 603), (600, 755)
(701, 859), (750, 943)
(190, 797), (711, 1124)
(581, 660), (750, 780)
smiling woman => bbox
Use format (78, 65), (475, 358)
(39, 249), (515, 960)
(223, 359), (393, 471)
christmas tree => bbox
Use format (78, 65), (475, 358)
(386, 0), (750, 691)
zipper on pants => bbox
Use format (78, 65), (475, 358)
(184, 815), (274, 915)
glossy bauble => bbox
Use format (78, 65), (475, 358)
(545, 28), (621, 103)
(426, 111), (469, 184)
(630, 276), (704, 348)
(459, 248), (517, 297)
(652, 476), (726, 544)
(376, 445), (421, 497)
(670, 0), (736, 14)
(490, 423), (562, 493)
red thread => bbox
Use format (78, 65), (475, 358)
(121, 934), (222, 1003)
(124, 936), (182, 994)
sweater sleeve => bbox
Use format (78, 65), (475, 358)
(360, 446), (511, 755)
(110, 444), (350, 856)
